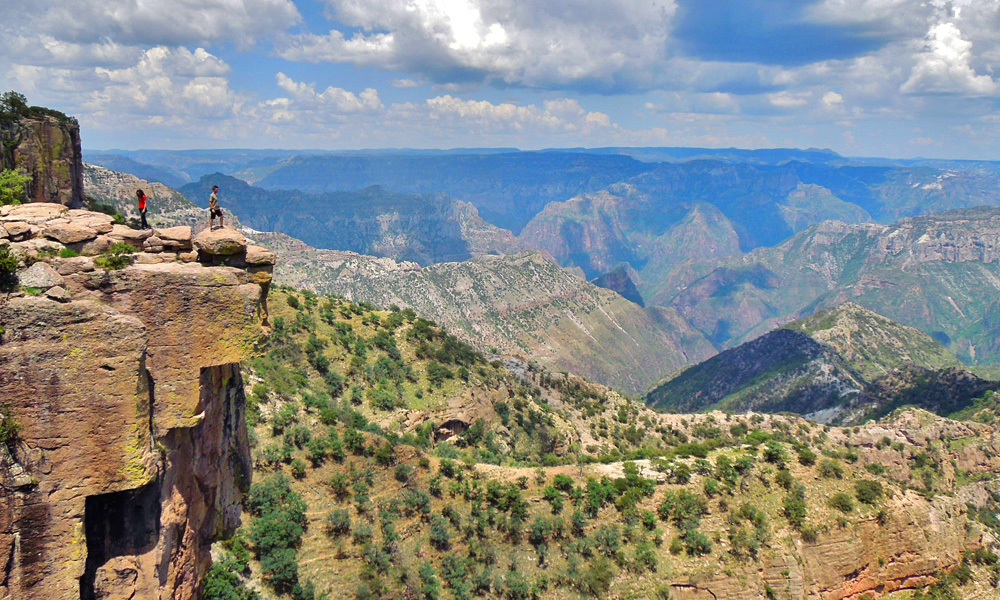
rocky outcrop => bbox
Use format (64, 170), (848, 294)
(1, 113), (84, 208)
(0, 206), (273, 599)
(668, 491), (976, 600)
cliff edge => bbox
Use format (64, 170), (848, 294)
(0, 204), (274, 599)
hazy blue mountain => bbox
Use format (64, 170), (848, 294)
(84, 153), (189, 188)
(251, 152), (655, 233)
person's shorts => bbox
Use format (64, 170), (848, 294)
(210, 207), (223, 218)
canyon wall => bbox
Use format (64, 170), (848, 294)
(0, 204), (274, 599)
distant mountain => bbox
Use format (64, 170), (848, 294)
(643, 303), (993, 423)
(670, 207), (1000, 365)
(84, 153), (189, 188)
(258, 239), (715, 395)
(180, 175), (526, 266)
(251, 152), (655, 233)
(518, 158), (1000, 307)
(553, 146), (844, 164)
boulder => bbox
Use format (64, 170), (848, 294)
(143, 236), (165, 253)
(135, 252), (176, 265)
(244, 244), (276, 266)
(0, 224), (7, 239)
(193, 227), (247, 256)
(69, 211), (115, 233)
(18, 261), (66, 290)
(4, 222), (32, 241)
(154, 226), (193, 250)
(246, 265), (273, 285)
(43, 222), (99, 244)
(111, 224), (153, 243)
(76, 235), (113, 256)
(45, 286), (70, 302)
(55, 256), (96, 275)
(177, 250), (199, 263)
(12, 238), (64, 261)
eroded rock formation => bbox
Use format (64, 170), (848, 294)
(0, 113), (84, 208)
(0, 204), (273, 599)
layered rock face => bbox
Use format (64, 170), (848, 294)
(0, 205), (273, 599)
(1, 114), (84, 208)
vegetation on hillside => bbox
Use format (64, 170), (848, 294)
(204, 287), (1000, 600)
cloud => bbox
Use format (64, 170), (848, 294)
(5, 0), (301, 47)
(900, 22), (998, 95)
(822, 90), (844, 107)
(274, 73), (383, 112)
(276, 0), (679, 92)
(81, 47), (241, 125)
(2, 36), (140, 68)
(768, 90), (812, 109)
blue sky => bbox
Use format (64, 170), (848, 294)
(3, 0), (999, 159)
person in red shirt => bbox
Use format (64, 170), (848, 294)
(136, 189), (149, 229)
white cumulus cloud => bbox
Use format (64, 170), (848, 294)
(901, 22), (998, 95)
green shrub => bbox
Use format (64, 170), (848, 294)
(58, 247), (79, 258)
(855, 480), (884, 505)
(290, 458), (307, 479)
(95, 242), (137, 270)
(429, 514), (452, 550)
(828, 492), (854, 513)
(202, 554), (261, 600)
(797, 447), (817, 466)
(325, 509), (351, 537)
(0, 403), (21, 450)
(818, 459), (843, 479)
(0, 169), (29, 206)
(0, 246), (17, 288)
(552, 473), (575, 491)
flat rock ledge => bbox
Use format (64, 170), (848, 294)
(1, 203), (276, 301)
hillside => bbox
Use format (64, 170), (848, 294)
(670, 207), (1000, 365)
(260, 243), (715, 396)
(203, 288), (1000, 600)
(644, 303), (998, 424)
(179, 175), (527, 265)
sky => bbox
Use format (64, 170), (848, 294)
(2, 0), (1000, 159)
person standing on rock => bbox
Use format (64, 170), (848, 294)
(136, 189), (149, 229)
(209, 185), (224, 230)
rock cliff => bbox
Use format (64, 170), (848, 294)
(1, 112), (84, 208)
(0, 204), (274, 599)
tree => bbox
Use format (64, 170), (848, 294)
(429, 514), (452, 550)
(0, 170), (29, 206)
(0, 91), (27, 114)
